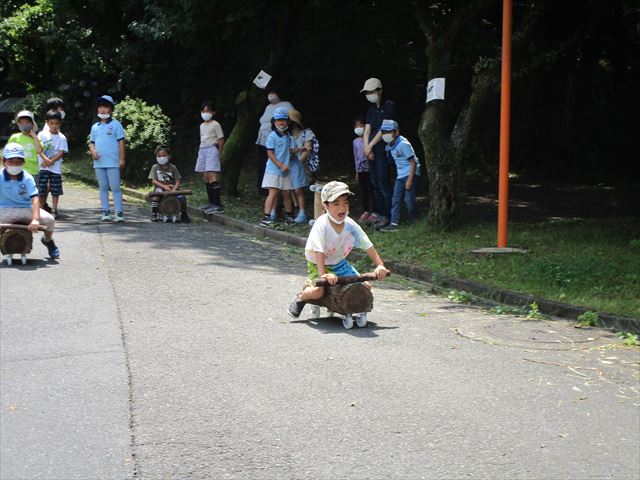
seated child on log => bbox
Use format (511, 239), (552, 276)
(148, 145), (190, 223)
(0, 143), (60, 258)
(288, 181), (388, 318)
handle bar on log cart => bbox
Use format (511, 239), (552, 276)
(0, 223), (48, 232)
(314, 271), (391, 287)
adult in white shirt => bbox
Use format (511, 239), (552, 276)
(255, 83), (293, 196)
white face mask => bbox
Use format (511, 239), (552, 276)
(267, 93), (279, 104)
(59, 110), (66, 120)
(201, 112), (213, 121)
(6, 165), (23, 175)
(366, 93), (379, 104)
(382, 133), (394, 143)
(276, 125), (288, 132)
(156, 157), (169, 165)
(354, 127), (364, 136)
(97, 113), (110, 120)
(326, 210), (349, 225)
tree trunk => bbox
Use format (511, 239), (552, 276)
(308, 283), (374, 316)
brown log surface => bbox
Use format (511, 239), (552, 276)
(158, 196), (182, 216)
(306, 283), (374, 315)
(0, 228), (33, 255)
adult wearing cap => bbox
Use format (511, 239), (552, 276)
(7, 110), (49, 180)
(360, 77), (397, 228)
(0, 142), (60, 258)
(255, 82), (294, 196)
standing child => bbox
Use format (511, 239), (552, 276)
(287, 181), (388, 324)
(288, 109), (313, 224)
(260, 107), (293, 227)
(0, 143), (60, 259)
(7, 110), (50, 181)
(37, 110), (68, 219)
(352, 117), (372, 222)
(195, 101), (225, 214)
(379, 120), (421, 232)
(41, 97), (66, 133)
(88, 95), (126, 222)
(148, 145), (190, 223)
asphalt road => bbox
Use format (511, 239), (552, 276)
(1, 184), (639, 480)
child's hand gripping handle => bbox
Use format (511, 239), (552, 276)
(0, 223), (48, 232)
(314, 270), (390, 286)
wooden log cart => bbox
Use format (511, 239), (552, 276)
(306, 271), (391, 329)
(0, 223), (49, 265)
(145, 190), (193, 223)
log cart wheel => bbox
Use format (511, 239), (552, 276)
(306, 271), (390, 329)
(145, 190), (193, 223)
(0, 223), (48, 266)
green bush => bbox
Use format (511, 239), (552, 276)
(114, 96), (173, 183)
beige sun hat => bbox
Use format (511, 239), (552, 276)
(360, 78), (382, 93)
(288, 109), (304, 129)
(321, 181), (355, 203)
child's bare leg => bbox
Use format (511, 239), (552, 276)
(363, 281), (372, 290)
(264, 188), (280, 215)
(295, 188), (305, 211)
(282, 189), (293, 213)
(300, 285), (324, 301)
(52, 195), (59, 210)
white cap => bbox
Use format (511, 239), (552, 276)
(15, 110), (35, 122)
(360, 78), (382, 93)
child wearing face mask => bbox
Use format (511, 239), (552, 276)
(89, 95), (126, 222)
(148, 145), (190, 223)
(378, 120), (421, 232)
(255, 83), (294, 196)
(260, 107), (293, 227)
(287, 181), (388, 321)
(7, 110), (50, 181)
(352, 117), (372, 223)
(195, 101), (225, 214)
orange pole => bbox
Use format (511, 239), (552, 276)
(497, 0), (512, 247)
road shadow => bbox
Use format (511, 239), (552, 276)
(0, 258), (58, 270)
(290, 317), (398, 338)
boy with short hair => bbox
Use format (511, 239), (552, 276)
(0, 143), (60, 258)
(7, 110), (50, 180)
(37, 110), (68, 219)
(148, 145), (190, 223)
(379, 120), (421, 232)
(288, 181), (388, 320)
(42, 97), (66, 133)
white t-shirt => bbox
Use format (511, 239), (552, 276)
(200, 120), (224, 147)
(305, 214), (373, 265)
(256, 101), (294, 146)
(37, 130), (68, 174)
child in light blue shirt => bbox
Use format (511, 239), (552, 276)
(89, 95), (126, 222)
(379, 120), (421, 232)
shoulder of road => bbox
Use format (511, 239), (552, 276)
(65, 172), (640, 334)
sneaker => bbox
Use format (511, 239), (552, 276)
(180, 212), (191, 223)
(204, 205), (224, 214)
(380, 222), (399, 232)
(151, 213), (159, 222)
(284, 214), (296, 224)
(51, 209), (59, 220)
(357, 211), (370, 222)
(364, 212), (379, 225)
(293, 211), (308, 224)
(287, 295), (306, 318)
(114, 212), (125, 223)
(41, 238), (60, 259)
(373, 215), (390, 229)
(259, 217), (274, 227)
(42, 202), (52, 214)
(198, 203), (214, 211)
(101, 211), (111, 222)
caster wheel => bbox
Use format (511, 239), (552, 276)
(172, 215), (177, 223)
(342, 314), (354, 329)
(21, 255), (27, 265)
(5, 256), (13, 266)
(310, 305), (321, 319)
(356, 313), (368, 328)
(162, 215), (168, 223)
(327, 310), (334, 317)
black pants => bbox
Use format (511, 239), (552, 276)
(256, 145), (268, 197)
(357, 171), (372, 213)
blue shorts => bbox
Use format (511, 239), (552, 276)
(307, 258), (359, 282)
